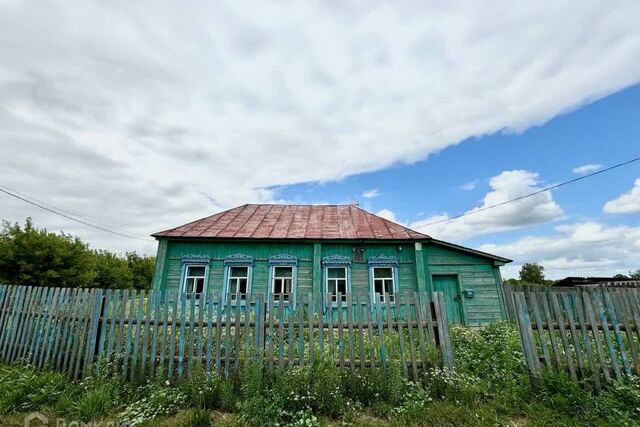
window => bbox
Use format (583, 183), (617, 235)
(373, 267), (395, 303)
(228, 266), (249, 303)
(183, 265), (207, 298)
(326, 266), (348, 303)
(272, 266), (293, 302)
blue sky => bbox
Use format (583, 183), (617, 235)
(276, 84), (640, 278)
(1, 2), (640, 280)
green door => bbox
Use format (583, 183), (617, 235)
(432, 275), (463, 324)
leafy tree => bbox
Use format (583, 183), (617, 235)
(92, 250), (134, 289)
(0, 218), (96, 287)
(628, 270), (640, 280)
(0, 218), (155, 289)
(518, 263), (545, 284)
(126, 251), (156, 289)
(613, 273), (629, 280)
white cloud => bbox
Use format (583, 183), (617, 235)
(1, 2), (640, 253)
(460, 181), (478, 191)
(362, 189), (380, 199)
(376, 209), (400, 223)
(572, 164), (602, 174)
(412, 170), (563, 241)
(480, 222), (640, 279)
(603, 178), (640, 214)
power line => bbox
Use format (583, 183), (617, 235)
(0, 185), (154, 242)
(0, 184), (150, 238)
(413, 156), (640, 230)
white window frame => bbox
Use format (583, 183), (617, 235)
(372, 266), (396, 304)
(271, 265), (295, 304)
(180, 262), (209, 300)
(367, 255), (399, 307)
(226, 265), (250, 305)
(325, 266), (350, 306)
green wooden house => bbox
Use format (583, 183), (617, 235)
(151, 204), (511, 326)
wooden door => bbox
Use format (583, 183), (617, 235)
(432, 275), (463, 324)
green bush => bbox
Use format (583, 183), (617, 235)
(188, 408), (211, 427)
(310, 359), (344, 417)
(236, 394), (285, 426)
(451, 321), (526, 396)
(118, 383), (187, 426)
(179, 371), (225, 410)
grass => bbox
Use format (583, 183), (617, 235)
(1, 321), (639, 426)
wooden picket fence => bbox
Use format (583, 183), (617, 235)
(0, 285), (454, 381)
(511, 285), (640, 389)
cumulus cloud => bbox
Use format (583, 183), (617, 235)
(480, 222), (640, 279)
(603, 178), (640, 214)
(572, 164), (602, 174)
(362, 189), (380, 199)
(1, 2), (640, 253)
(376, 209), (400, 223)
(412, 170), (563, 241)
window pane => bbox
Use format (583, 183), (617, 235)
(230, 266), (248, 278)
(238, 278), (247, 294)
(274, 266), (293, 278)
(327, 267), (346, 279)
(337, 279), (347, 295)
(283, 278), (292, 294)
(374, 279), (384, 294)
(273, 279), (283, 294)
(195, 278), (205, 294)
(373, 267), (392, 279)
(187, 266), (206, 277)
(384, 279), (394, 294)
(185, 277), (195, 293)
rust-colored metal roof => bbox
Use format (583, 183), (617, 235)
(153, 204), (430, 240)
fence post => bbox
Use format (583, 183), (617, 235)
(432, 291), (454, 369)
(513, 291), (540, 376)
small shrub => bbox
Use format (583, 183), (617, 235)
(311, 360), (344, 417)
(236, 394), (284, 427)
(119, 383), (187, 426)
(180, 372), (225, 410)
(188, 408), (211, 427)
(68, 387), (114, 422)
(423, 366), (485, 405)
(288, 409), (321, 427)
(239, 360), (265, 398)
(451, 321), (527, 396)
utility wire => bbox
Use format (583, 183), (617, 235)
(0, 184), (150, 238)
(0, 185), (154, 242)
(413, 156), (640, 230)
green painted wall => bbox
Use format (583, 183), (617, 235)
(423, 244), (506, 326)
(153, 238), (507, 326)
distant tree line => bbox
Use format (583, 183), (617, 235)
(0, 218), (155, 289)
(504, 262), (640, 286)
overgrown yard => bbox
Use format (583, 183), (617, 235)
(1, 322), (639, 426)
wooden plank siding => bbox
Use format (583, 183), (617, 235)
(154, 239), (507, 326)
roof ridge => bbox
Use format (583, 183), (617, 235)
(351, 204), (429, 238)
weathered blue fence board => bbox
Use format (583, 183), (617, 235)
(0, 285), (454, 381)
(513, 285), (640, 386)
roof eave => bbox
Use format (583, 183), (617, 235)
(429, 238), (512, 263)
